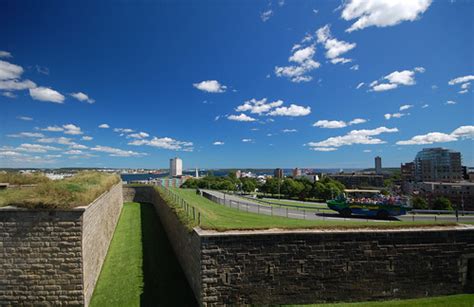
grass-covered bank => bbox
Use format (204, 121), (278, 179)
(90, 202), (196, 306)
(0, 172), (120, 209)
(158, 188), (457, 231)
(288, 294), (474, 306)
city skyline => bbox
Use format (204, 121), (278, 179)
(1, 0), (473, 169)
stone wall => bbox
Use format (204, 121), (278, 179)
(0, 183), (123, 306)
(197, 227), (474, 305)
(82, 183), (123, 306)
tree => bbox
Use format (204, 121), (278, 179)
(432, 197), (453, 211)
(241, 180), (256, 193)
(412, 196), (428, 209)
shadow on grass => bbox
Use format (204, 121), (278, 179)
(139, 203), (198, 306)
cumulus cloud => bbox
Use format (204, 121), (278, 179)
(310, 147), (338, 152)
(127, 132), (149, 139)
(81, 136), (93, 141)
(98, 124), (110, 129)
(384, 113), (406, 120)
(16, 143), (61, 153)
(448, 75), (474, 85)
(275, 42), (320, 83)
(0, 60), (23, 80)
(91, 145), (146, 157)
(70, 92), (95, 104)
(213, 141), (225, 145)
(7, 132), (44, 138)
(282, 129), (297, 133)
(356, 82), (365, 89)
(2, 92), (16, 98)
(37, 137), (74, 145)
(370, 67), (424, 92)
(341, 0), (432, 32)
(316, 25), (356, 64)
(350, 64), (359, 71)
(114, 128), (134, 133)
(308, 126), (398, 149)
(29, 87), (65, 103)
(236, 98), (284, 114)
(242, 138), (253, 143)
(128, 137), (193, 151)
(227, 113), (257, 122)
(396, 125), (474, 145)
(63, 124), (83, 135)
(193, 80), (227, 93)
(41, 126), (64, 132)
(0, 51), (12, 58)
(313, 118), (367, 128)
(0, 79), (36, 91)
(17, 116), (33, 121)
(445, 100), (457, 105)
(267, 104), (311, 117)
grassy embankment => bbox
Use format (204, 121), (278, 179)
(288, 294), (474, 307)
(0, 172), (120, 209)
(159, 188), (457, 231)
(238, 195), (334, 213)
(90, 202), (196, 306)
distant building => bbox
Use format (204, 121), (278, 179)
(169, 157), (183, 177)
(414, 148), (462, 182)
(235, 170), (242, 178)
(401, 162), (415, 193)
(302, 173), (320, 183)
(292, 168), (302, 178)
(417, 181), (474, 211)
(328, 174), (384, 188)
(274, 168), (283, 179)
(195, 167), (199, 178)
(375, 156), (382, 175)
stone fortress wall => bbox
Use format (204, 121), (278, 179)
(0, 183), (123, 306)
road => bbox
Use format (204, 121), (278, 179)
(201, 190), (474, 224)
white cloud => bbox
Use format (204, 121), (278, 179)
(267, 104), (311, 117)
(193, 80), (227, 93)
(227, 113), (256, 122)
(64, 150), (84, 155)
(236, 98), (283, 115)
(261, 9), (273, 22)
(308, 126), (398, 149)
(445, 100), (457, 105)
(128, 132), (149, 139)
(37, 137), (74, 145)
(70, 92), (95, 104)
(98, 123), (110, 129)
(70, 144), (88, 150)
(384, 113), (406, 120)
(16, 143), (61, 153)
(310, 147), (337, 152)
(282, 129), (297, 133)
(396, 125), (474, 145)
(458, 82), (470, 94)
(341, 0), (432, 32)
(399, 104), (413, 111)
(7, 132), (44, 138)
(29, 87), (65, 103)
(128, 137), (193, 151)
(114, 128), (134, 133)
(275, 43), (320, 82)
(363, 149), (372, 153)
(0, 79), (36, 91)
(356, 82), (365, 89)
(63, 124), (83, 135)
(81, 136), (93, 141)
(0, 60), (23, 80)
(350, 64), (359, 71)
(242, 138), (253, 143)
(370, 68), (424, 92)
(0, 51), (12, 58)
(421, 104), (429, 108)
(448, 75), (474, 85)
(316, 25), (356, 64)
(314, 120), (347, 129)
(41, 126), (64, 132)
(91, 145), (146, 157)
(2, 92), (16, 98)
(213, 141), (225, 145)
(314, 118), (367, 128)
(17, 116), (33, 121)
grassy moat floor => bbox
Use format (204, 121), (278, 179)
(90, 202), (196, 306)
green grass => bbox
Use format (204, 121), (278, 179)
(246, 196), (334, 213)
(287, 294), (474, 306)
(0, 171), (120, 209)
(90, 202), (196, 306)
(163, 188), (456, 231)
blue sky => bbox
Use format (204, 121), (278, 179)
(0, 0), (473, 169)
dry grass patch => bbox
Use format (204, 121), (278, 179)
(0, 172), (120, 209)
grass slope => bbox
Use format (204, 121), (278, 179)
(287, 294), (474, 306)
(167, 188), (455, 231)
(90, 202), (196, 306)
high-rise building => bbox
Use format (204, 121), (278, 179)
(169, 157), (183, 177)
(375, 156), (382, 175)
(292, 168), (302, 178)
(414, 148), (462, 182)
(274, 168), (283, 179)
